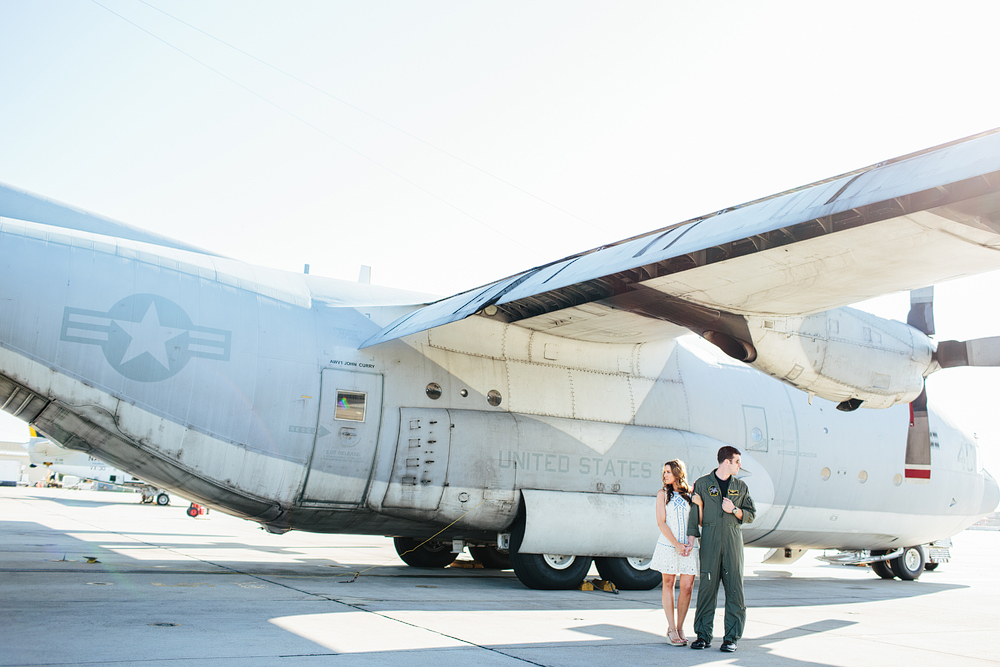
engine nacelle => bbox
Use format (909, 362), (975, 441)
(745, 307), (934, 409)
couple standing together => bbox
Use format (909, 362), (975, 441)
(649, 446), (755, 653)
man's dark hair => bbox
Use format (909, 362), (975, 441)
(717, 445), (741, 464)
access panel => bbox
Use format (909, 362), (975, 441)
(300, 369), (383, 506)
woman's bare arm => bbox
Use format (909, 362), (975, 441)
(655, 489), (683, 548)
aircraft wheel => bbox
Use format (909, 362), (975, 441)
(924, 562), (939, 571)
(186, 504), (200, 518)
(594, 556), (661, 590)
(469, 545), (511, 569)
(393, 537), (458, 568)
(508, 516), (591, 589)
(890, 545), (925, 581)
(869, 550), (895, 579)
(510, 551), (592, 590)
(155, 493), (170, 506)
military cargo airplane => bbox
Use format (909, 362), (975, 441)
(26, 430), (172, 504)
(0, 129), (998, 590)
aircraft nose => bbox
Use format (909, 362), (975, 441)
(981, 469), (1000, 516)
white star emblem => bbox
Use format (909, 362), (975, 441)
(115, 302), (186, 370)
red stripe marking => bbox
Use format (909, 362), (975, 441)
(905, 468), (931, 479)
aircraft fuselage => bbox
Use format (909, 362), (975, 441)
(0, 217), (995, 559)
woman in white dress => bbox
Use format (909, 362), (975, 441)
(649, 459), (699, 646)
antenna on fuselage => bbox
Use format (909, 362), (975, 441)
(358, 265), (371, 284)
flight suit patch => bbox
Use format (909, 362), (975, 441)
(728, 489), (739, 496)
(709, 485), (720, 496)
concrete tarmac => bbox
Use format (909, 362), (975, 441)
(2, 487), (998, 666)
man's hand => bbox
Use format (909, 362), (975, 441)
(722, 497), (736, 513)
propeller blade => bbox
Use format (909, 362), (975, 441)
(936, 336), (1000, 368)
(906, 287), (935, 335)
(905, 387), (931, 484)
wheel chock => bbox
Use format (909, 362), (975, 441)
(448, 560), (484, 569)
(581, 578), (618, 593)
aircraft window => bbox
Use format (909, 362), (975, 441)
(426, 383), (442, 400)
(893, 473), (903, 486)
(488, 389), (502, 407)
(858, 470), (868, 483)
(460, 389), (468, 397)
(820, 467), (831, 481)
(335, 391), (366, 421)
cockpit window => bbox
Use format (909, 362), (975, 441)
(335, 390), (367, 421)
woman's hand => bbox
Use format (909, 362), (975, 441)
(681, 537), (695, 557)
(691, 493), (702, 507)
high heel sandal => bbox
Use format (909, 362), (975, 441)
(667, 629), (686, 646)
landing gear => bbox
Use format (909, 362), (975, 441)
(140, 485), (170, 505)
(393, 537), (458, 568)
(870, 546), (924, 580)
(870, 550), (895, 579)
(509, 551), (592, 590)
(890, 545), (925, 580)
(469, 545), (511, 570)
(924, 562), (939, 571)
(594, 556), (661, 590)
(508, 515), (591, 589)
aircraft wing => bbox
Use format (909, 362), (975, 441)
(362, 129), (1000, 348)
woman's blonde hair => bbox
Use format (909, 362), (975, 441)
(662, 459), (692, 502)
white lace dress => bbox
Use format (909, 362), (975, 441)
(649, 491), (699, 575)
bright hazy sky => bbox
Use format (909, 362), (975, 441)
(1, 1), (1000, 473)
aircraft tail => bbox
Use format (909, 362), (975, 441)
(0, 182), (222, 257)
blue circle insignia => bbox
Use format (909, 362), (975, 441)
(61, 294), (233, 383)
(104, 294), (194, 382)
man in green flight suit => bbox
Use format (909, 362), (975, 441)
(686, 445), (755, 653)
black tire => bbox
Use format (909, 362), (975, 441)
(870, 550), (895, 579)
(186, 505), (199, 518)
(508, 515), (591, 589)
(594, 556), (661, 590)
(924, 562), (939, 571)
(890, 545), (925, 581)
(393, 537), (458, 568)
(469, 545), (511, 570)
(156, 493), (170, 506)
